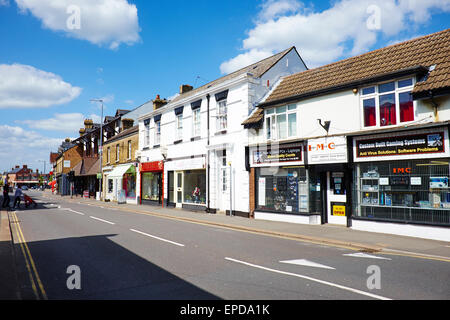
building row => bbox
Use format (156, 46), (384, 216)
(2, 165), (50, 188)
(51, 29), (450, 241)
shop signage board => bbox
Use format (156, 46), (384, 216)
(331, 202), (346, 216)
(165, 157), (205, 171)
(307, 136), (348, 165)
(353, 128), (449, 162)
(251, 143), (304, 167)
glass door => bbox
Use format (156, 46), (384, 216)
(175, 171), (183, 208)
(327, 171), (347, 225)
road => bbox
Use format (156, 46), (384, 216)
(8, 191), (450, 300)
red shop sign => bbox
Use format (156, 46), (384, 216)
(140, 161), (164, 172)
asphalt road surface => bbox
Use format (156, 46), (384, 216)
(8, 191), (450, 300)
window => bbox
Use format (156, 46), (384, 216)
(176, 114), (183, 140)
(192, 109), (200, 137)
(265, 104), (297, 140)
(154, 120), (161, 145)
(107, 147), (110, 164)
(217, 100), (227, 131)
(220, 150), (227, 192)
(361, 78), (414, 128)
(145, 123), (150, 147)
(116, 144), (120, 162)
(127, 140), (132, 159)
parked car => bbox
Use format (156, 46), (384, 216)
(21, 186), (28, 190)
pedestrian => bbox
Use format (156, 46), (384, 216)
(2, 182), (11, 209)
(13, 186), (23, 209)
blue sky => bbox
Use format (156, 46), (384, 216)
(0, 0), (449, 173)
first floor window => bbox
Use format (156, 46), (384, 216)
(127, 140), (132, 159)
(145, 125), (150, 146)
(116, 144), (120, 162)
(399, 91), (414, 122)
(192, 109), (200, 137)
(363, 98), (376, 127)
(176, 114), (183, 140)
(265, 104), (297, 141)
(217, 100), (227, 131)
(379, 93), (396, 126)
(154, 121), (161, 145)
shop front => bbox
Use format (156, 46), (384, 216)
(105, 163), (138, 204)
(351, 126), (450, 240)
(251, 142), (318, 224)
(307, 136), (350, 226)
(165, 156), (206, 211)
(140, 161), (164, 206)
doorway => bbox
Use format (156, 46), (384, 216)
(175, 171), (183, 208)
(326, 171), (347, 225)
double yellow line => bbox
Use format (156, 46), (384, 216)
(10, 211), (47, 300)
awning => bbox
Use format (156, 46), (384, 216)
(106, 164), (135, 178)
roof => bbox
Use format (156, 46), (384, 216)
(115, 109), (130, 117)
(244, 29), (450, 127)
(169, 47), (299, 105)
(73, 157), (99, 176)
(103, 125), (139, 145)
(268, 29), (450, 104)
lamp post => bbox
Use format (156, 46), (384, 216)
(37, 160), (46, 174)
(90, 99), (104, 200)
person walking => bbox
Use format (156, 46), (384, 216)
(2, 182), (11, 209)
(13, 186), (23, 209)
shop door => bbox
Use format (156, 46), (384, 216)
(218, 151), (228, 212)
(327, 172), (347, 225)
(175, 171), (183, 208)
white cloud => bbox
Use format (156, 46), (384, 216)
(0, 125), (63, 172)
(0, 63), (82, 109)
(0, 0), (10, 7)
(15, 0), (141, 49)
(221, 0), (450, 73)
(18, 113), (101, 133)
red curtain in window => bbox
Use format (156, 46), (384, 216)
(363, 98), (376, 127)
(400, 92), (414, 122)
(379, 94), (396, 126)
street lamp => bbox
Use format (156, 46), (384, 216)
(90, 99), (104, 200)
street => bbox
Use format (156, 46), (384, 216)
(7, 191), (450, 300)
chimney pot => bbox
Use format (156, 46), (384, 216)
(180, 84), (193, 94)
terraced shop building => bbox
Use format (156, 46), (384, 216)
(243, 29), (450, 241)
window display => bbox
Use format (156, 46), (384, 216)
(256, 167), (308, 214)
(353, 159), (450, 225)
(123, 173), (136, 199)
(142, 172), (161, 202)
(183, 170), (206, 204)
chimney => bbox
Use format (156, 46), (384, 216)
(15, 165), (19, 169)
(79, 128), (86, 136)
(84, 119), (93, 129)
(23, 165), (27, 169)
(180, 84), (193, 95)
(153, 94), (167, 110)
(65, 138), (71, 143)
(122, 118), (134, 131)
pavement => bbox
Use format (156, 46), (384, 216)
(39, 191), (450, 262)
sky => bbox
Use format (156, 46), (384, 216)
(0, 0), (449, 173)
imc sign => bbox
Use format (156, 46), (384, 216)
(354, 129), (448, 162)
(308, 136), (348, 164)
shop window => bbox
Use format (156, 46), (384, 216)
(360, 78), (414, 128)
(142, 172), (161, 201)
(108, 179), (113, 193)
(256, 166), (308, 214)
(123, 172), (136, 199)
(353, 159), (450, 226)
(183, 170), (206, 204)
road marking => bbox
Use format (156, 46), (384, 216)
(89, 216), (115, 225)
(130, 228), (185, 247)
(343, 253), (391, 260)
(59, 208), (85, 216)
(10, 212), (48, 300)
(225, 257), (391, 301)
(279, 259), (336, 270)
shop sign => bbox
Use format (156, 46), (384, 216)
(331, 203), (346, 216)
(141, 161), (163, 172)
(354, 129), (448, 162)
(307, 136), (348, 165)
(251, 143), (303, 167)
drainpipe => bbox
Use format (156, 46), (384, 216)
(206, 94), (211, 213)
(428, 90), (439, 122)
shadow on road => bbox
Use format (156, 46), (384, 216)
(13, 233), (220, 300)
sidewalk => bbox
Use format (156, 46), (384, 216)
(45, 191), (450, 261)
(0, 195), (20, 299)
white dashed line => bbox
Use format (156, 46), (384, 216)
(89, 216), (115, 225)
(130, 228), (185, 247)
(59, 208), (85, 216)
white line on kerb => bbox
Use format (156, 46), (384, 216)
(130, 229), (185, 247)
(89, 216), (115, 225)
(225, 257), (392, 301)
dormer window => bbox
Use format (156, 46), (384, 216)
(361, 78), (414, 128)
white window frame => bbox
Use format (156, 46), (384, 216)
(192, 109), (201, 137)
(107, 147), (110, 164)
(127, 140), (132, 160)
(216, 100), (227, 132)
(144, 124), (150, 147)
(360, 77), (415, 129)
(116, 144), (120, 163)
(176, 114), (183, 141)
(265, 104), (298, 141)
(154, 120), (161, 145)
